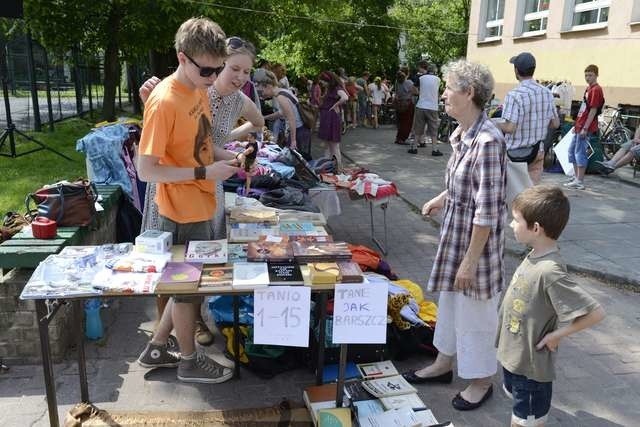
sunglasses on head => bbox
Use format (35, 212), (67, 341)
(183, 52), (225, 78)
(227, 36), (249, 50)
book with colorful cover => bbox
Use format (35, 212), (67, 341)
(229, 207), (278, 224)
(317, 408), (352, 427)
(156, 262), (203, 292)
(92, 268), (159, 294)
(200, 265), (233, 289)
(337, 261), (364, 283)
(232, 262), (269, 288)
(228, 243), (248, 263)
(105, 251), (171, 273)
(303, 383), (338, 426)
(247, 241), (294, 262)
(292, 242), (352, 263)
(184, 239), (228, 264)
(267, 263), (304, 285)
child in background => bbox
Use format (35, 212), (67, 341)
(497, 185), (605, 426)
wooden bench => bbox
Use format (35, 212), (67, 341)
(0, 185), (122, 270)
(0, 184), (122, 364)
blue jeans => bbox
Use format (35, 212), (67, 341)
(568, 132), (590, 167)
(503, 367), (552, 426)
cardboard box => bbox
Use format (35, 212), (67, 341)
(135, 230), (172, 254)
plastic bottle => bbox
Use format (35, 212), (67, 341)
(84, 298), (103, 340)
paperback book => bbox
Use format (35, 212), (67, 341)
(292, 242), (352, 263)
(337, 261), (364, 283)
(200, 266), (233, 289)
(229, 207), (278, 224)
(232, 262), (269, 288)
(228, 243), (248, 263)
(105, 251), (171, 273)
(185, 239), (228, 264)
(360, 375), (417, 398)
(356, 360), (399, 379)
(229, 223), (280, 243)
(267, 263), (304, 285)
(247, 241), (295, 262)
(303, 383), (338, 426)
(156, 262), (202, 292)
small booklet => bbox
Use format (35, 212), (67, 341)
(337, 261), (364, 283)
(360, 375), (417, 398)
(156, 262), (202, 292)
(200, 265), (233, 289)
(247, 241), (295, 263)
(185, 239), (228, 264)
(232, 262), (269, 288)
(356, 360), (399, 379)
(229, 207), (278, 224)
(228, 243), (248, 263)
(379, 393), (427, 411)
(267, 263), (304, 285)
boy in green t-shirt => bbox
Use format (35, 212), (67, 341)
(497, 185), (605, 426)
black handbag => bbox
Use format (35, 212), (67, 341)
(26, 179), (98, 227)
(507, 140), (541, 164)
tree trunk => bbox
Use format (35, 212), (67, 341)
(102, 6), (120, 122)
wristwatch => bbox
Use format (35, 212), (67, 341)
(194, 166), (206, 180)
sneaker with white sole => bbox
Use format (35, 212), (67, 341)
(563, 177), (576, 185)
(177, 352), (233, 384)
(138, 342), (180, 368)
(565, 181), (585, 190)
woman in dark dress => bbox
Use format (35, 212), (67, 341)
(317, 71), (348, 171)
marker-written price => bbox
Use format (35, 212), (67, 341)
(253, 286), (311, 347)
(332, 282), (388, 344)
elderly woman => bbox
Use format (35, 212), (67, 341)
(139, 36), (264, 346)
(255, 69), (311, 155)
(403, 59), (507, 412)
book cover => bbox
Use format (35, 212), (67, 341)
(379, 393), (427, 411)
(279, 222), (316, 233)
(303, 383), (338, 426)
(229, 223), (280, 242)
(267, 263), (304, 285)
(247, 241), (294, 262)
(360, 375), (417, 398)
(308, 262), (340, 285)
(292, 242), (352, 263)
(343, 380), (376, 403)
(156, 262), (203, 292)
(232, 262), (269, 288)
(105, 252), (171, 273)
(337, 261), (364, 283)
(185, 239), (228, 264)
(92, 269), (160, 294)
(200, 265), (233, 289)
(356, 360), (398, 380)
(322, 362), (359, 384)
(229, 207), (277, 224)
(228, 243), (248, 263)
(317, 408), (352, 427)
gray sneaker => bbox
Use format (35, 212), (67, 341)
(177, 352), (233, 384)
(137, 342), (180, 368)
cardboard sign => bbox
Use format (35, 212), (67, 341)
(553, 128), (575, 177)
(332, 282), (388, 344)
(253, 286), (311, 347)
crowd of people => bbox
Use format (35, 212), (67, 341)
(133, 16), (608, 427)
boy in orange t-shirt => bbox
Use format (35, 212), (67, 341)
(136, 17), (248, 384)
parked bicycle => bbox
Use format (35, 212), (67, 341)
(437, 108), (457, 142)
(599, 107), (633, 160)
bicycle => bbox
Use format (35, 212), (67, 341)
(599, 107), (633, 160)
(437, 107), (457, 142)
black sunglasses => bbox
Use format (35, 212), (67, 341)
(227, 36), (249, 50)
(183, 52), (225, 78)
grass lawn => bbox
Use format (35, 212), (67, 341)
(0, 116), (112, 215)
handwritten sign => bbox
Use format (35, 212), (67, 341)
(332, 282), (388, 344)
(253, 286), (311, 347)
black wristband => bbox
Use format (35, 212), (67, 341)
(194, 166), (206, 180)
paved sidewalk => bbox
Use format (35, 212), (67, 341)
(339, 125), (640, 288)
(1, 125), (639, 426)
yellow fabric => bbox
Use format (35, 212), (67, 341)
(138, 74), (216, 223)
(221, 325), (249, 363)
(393, 279), (438, 324)
(94, 117), (141, 128)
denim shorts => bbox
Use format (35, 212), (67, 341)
(502, 367), (552, 426)
(567, 133), (589, 167)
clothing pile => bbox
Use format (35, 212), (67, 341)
(321, 170), (398, 200)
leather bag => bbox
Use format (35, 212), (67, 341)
(26, 180), (98, 227)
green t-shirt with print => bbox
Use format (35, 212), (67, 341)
(496, 251), (599, 382)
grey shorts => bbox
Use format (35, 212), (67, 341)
(413, 108), (440, 139)
(158, 215), (212, 303)
(621, 141), (640, 159)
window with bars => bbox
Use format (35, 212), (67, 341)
(523, 0), (550, 33)
(484, 0), (505, 39)
(572, 0), (610, 27)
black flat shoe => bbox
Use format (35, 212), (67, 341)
(432, 149), (443, 156)
(407, 148), (418, 154)
(451, 384), (493, 411)
(402, 370), (453, 384)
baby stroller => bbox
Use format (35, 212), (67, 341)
(379, 99), (396, 125)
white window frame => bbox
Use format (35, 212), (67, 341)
(571, 0), (611, 30)
(631, 0), (640, 25)
(483, 0), (505, 41)
(522, 0), (550, 37)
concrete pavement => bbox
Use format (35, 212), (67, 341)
(1, 124), (639, 426)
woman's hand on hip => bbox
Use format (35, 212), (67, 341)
(454, 257), (478, 291)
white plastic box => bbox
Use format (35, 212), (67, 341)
(135, 230), (172, 254)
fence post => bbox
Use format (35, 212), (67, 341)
(25, 32), (41, 131)
(87, 66), (93, 115)
(72, 46), (83, 115)
(43, 50), (54, 131)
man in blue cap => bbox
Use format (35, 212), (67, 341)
(497, 52), (559, 184)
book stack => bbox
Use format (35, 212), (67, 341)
(156, 262), (203, 292)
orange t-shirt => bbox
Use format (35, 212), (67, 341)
(138, 74), (216, 223)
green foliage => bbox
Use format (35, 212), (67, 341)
(389, 0), (470, 69)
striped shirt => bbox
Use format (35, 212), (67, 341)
(427, 113), (507, 300)
(502, 79), (558, 150)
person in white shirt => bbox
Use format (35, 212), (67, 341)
(368, 77), (389, 129)
(410, 61), (443, 156)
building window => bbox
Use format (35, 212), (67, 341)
(572, 0), (610, 27)
(485, 0), (505, 39)
(523, 0), (550, 34)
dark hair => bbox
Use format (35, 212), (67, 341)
(418, 60), (429, 71)
(512, 185), (570, 240)
(320, 70), (342, 89)
(396, 71), (406, 83)
(584, 64), (599, 76)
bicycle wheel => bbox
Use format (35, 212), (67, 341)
(601, 126), (632, 160)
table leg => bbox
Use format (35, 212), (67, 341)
(335, 344), (348, 407)
(232, 295), (241, 379)
(315, 292), (328, 385)
(370, 200), (389, 255)
(72, 300), (89, 402)
(36, 299), (60, 427)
